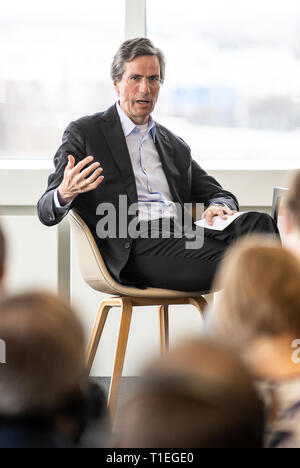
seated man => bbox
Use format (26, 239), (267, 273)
(38, 37), (279, 292)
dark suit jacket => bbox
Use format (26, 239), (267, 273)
(37, 104), (239, 286)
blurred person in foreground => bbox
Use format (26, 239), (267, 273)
(282, 170), (300, 261)
(114, 339), (264, 448)
(0, 292), (108, 448)
(211, 236), (300, 448)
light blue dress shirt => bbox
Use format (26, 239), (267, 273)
(116, 103), (177, 222)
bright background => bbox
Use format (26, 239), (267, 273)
(0, 0), (300, 161)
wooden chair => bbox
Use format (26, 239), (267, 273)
(69, 210), (209, 421)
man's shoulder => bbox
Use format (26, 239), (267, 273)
(67, 105), (118, 132)
(155, 121), (191, 152)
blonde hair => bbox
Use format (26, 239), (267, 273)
(212, 236), (300, 350)
(285, 170), (300, 230)
(0, 291), (87, 416)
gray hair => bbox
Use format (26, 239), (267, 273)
(111, 37), (166, 84)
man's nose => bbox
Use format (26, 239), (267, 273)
(139, 77), (150, 93)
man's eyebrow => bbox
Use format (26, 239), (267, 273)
(128, 73), (160, 78)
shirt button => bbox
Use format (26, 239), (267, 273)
(124, 242), (131, 249)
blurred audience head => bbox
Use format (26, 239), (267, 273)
(283, 171), (300, 257)
(0, 291), (105, 445)
(212, 236), (300, 349)
(115, 339), (264, 448)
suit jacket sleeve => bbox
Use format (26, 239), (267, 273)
(190, 159), (239, 211)
(37, 121), (86, 226)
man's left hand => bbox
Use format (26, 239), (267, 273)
(202, 204), (237, 226)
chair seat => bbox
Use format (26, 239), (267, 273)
(86, 277), (209, 298)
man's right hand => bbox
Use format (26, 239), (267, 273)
(58, 155), (104, 205)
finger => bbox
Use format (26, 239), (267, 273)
(68, 154), (75, 166)
(81, 175), (104, 193)
(220, 206), (233, 215)
(212, 207), (229, 220)
(202, 208), (213, 219)
(219, 209), (228, 220)
(207, 208), (226, 220)
(81, 167), (103, 186)
(73, 156), (95, 173)
(222, 207), (237, 216)
(80, 162), (101, 180)
(65, 155), (75, 172)
(207, 215), (214, 226)
(204, 211), (215, 226)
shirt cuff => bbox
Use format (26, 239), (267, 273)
(209, 202), (228, 209)
(53, 188), (73, 212)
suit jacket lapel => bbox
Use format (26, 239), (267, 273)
(98, 106), (182, 207)
(155, 125), (182, 204)
(99, 105), (138, 206)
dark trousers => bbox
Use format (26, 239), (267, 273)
(120, 212), (280, 292)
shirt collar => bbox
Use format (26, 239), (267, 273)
(116, 102), (156, 141)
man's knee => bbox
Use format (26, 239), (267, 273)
(245, 211), (271, 222)
(242, 211), (279, 235)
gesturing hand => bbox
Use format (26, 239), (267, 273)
(202, 204), (237, 226)
(58, 155), (104, 205)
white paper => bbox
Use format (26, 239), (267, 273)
(195, 211), (245, 231)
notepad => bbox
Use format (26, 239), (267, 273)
(195, 212), (245, 231)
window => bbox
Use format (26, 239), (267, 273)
(0, 0), (125, 159)
(148, 0), (300, 162)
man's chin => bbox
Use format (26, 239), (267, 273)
(130, 108), (152, 123)
(133, 107), (152, 115)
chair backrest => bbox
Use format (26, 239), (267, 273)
(69, 210), (122, 295)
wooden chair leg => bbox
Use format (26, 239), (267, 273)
(85, 301), (112, 373)
(108, 298), (133, 422)
(158, 304), (169, 354)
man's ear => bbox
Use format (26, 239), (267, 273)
(113, 81), (120, 95)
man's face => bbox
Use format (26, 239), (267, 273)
(114, 55), (161, 125)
